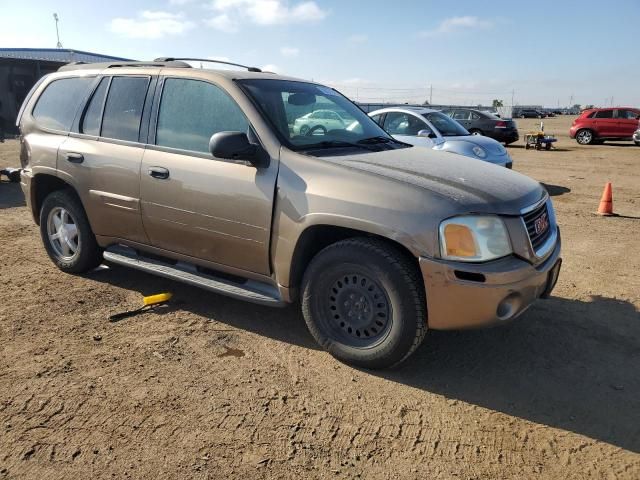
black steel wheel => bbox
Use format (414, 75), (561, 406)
(301, 237), (427, 369)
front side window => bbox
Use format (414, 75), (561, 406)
(617, 109), (639, 120)
(423, 112), (469, 137)
(101, 76), (150, 142)
(156, 78), (248, 153)
(32, 76), (94, 131)
(237, 79), (394, 152)
(452, 110), (470, 121)
(384, 112), (425, 136)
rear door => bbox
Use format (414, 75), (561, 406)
(615, 109), (640, 137)
(139, 76), (278, 275)
(58, 74), (155, 244)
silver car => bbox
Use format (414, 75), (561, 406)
(369, 107), (514, 168)
(293, 109), (348, 136)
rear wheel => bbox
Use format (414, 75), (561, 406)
(40, 190), (102, 273)
(469, 129), (483, 136)
(301, 238), (427, 369)
(576, 129), (595, 145)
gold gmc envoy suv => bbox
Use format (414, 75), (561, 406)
(18, 58), (562, 369)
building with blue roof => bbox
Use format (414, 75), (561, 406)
(0, 48), (132, 135)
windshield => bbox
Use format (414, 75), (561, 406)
(422, 112), (469, 137)
(237, 79), (397, 151)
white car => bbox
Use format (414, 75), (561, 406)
(293, 109), (348, 136)
(369, 107), (513, 168)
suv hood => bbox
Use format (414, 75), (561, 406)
(325, 146), (544, 215)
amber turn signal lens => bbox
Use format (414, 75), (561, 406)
(443, 224), (477, 257)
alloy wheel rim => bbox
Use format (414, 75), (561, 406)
(578, 131), (592, 143)
(47, 207), (80, 260)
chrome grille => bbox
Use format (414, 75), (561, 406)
(523, 201), (552, 252)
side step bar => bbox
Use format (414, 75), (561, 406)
(103, 246), (285, 307)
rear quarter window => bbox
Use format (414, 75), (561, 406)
(32, 77), (94, 131)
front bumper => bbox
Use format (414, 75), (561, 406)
(419, 230), (561, 330)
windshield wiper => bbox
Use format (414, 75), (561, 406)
(300, 140), (379, 152)
(357, 135), (393, 144)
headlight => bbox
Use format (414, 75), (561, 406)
(439, 216), (512, 262)
(472, 146), (487, 158)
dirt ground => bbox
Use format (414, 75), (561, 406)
(0, 116), (639, 479)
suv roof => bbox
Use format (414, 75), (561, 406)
(56, 58), (304, 82)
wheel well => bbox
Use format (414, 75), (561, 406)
(288, 225), (421, 294)
(32, 174), (77, 224)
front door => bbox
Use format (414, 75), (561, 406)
(57, 75), (152, 244)
(383, 111), (435, 148)
(139, 77), (278, 275)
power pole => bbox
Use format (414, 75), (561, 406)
(53, 13), (63, 49)
(511, 89), (515, 107)
(429, 84), (433, 105)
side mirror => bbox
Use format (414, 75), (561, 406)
(209, 131), (268, 168)
(417, 128), (435, 138)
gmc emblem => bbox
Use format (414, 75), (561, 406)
(534, 213), (549, 235)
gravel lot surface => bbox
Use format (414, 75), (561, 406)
(1, 116), (638, 479)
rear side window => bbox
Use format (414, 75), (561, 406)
(594, 110), (613, 119)
(81, 78), (109, 136)
(32, 77), (94, 131)
(156, 78), (248, 153)
(101, 77), (150, 142)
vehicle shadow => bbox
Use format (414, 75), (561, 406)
(0, 182), (26, 209)
(87, 265), (639, 452)
(542, 183), (571, 196)
(599, 142), (638, 148)
(87, 264), (320, 351)
(382, 295), (640, 453)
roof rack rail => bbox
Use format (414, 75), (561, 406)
(58, 60), (191, 72)
(154, 57), (262, 73)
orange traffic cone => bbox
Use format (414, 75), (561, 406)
(596, 182), (614, 216)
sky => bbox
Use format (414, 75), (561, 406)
(1, 0), (639, 107)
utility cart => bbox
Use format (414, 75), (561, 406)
(524, 131), (557, 150)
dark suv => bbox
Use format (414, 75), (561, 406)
(569, 108), (640, 145)
(514, 109), (545, 119)
(442, 108), (519, 145)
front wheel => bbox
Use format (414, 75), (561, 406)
(576, 129), (595, 145)
(40, 190), (102, 273)
(635, 141), (640, 146)
(301, 238), (427, 369)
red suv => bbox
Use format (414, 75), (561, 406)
(569, 108), (640, 145)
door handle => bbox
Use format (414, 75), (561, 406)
(65, 152), (84, 164)
(148, 166), (170, 179)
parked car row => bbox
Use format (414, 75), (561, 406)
(17, 58), (562, 369)
(367, 107), (513, 168)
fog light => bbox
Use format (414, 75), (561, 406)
(496, 293), (522, 321)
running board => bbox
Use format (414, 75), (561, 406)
(103, 246), (285, 307)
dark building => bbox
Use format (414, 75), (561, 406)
(0, 48), (131, 135)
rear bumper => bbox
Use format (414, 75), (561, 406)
(491, 130), (519, 143)
(419, 230), (561, 330)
